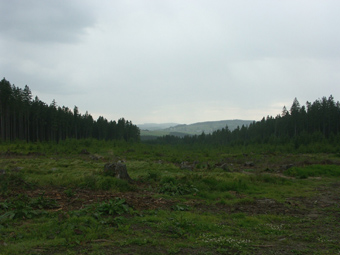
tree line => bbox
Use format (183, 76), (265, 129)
(0, 78), (140, 142)
(152, 96), (340, 148)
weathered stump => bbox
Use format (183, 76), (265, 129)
(104, 161), (133, 182)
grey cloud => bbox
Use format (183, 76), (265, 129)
(1, 0), (340, 124)
(0, 0), (95, 44)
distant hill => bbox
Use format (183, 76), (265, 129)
(137, 123), (180, 131)
(140, 119), (254, 140)
(164, 120), (254, 135)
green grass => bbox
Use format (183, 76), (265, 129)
(1, 140), (340, 254)
(284, 164), (340, 178)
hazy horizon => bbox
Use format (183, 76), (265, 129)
(137, 118), (255, 125)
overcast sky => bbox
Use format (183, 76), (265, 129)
(1, 0), (339, 124)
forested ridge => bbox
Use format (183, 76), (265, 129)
(2, 77), (339, 149)
(0, 78), (140, 142)
(154, 96), (340, 149)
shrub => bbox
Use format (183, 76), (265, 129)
(159, 181), (199, 196)
(0, 172), (33, 194)
(30, 192), (58, 209)
(0, 195), (48, 223)
(214, 179), (249, 192)
(97, 198), (130, 216)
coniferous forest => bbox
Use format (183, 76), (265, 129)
(153, 96), (340, 149)
(0, 78), (140, 142)
(1, 77), (340, 149)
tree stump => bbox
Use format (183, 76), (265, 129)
(103, 161), (133, 182)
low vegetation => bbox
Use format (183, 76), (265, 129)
(0, 140), (340, 254)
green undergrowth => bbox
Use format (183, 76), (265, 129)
(2, 202), (338, 255)
(284, 164), (340, 178)
(1, 141), (340, 254)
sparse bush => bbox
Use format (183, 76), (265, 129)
(30, 192), (58, 209)
(0, 172), (33, 194)
(97, 198), (130, 216)
(159, 181), (199, 196)
(0, 195), (48, 222)
(214, 179), (249, 192)
(64, 188), (75, 198)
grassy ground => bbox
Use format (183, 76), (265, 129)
(0, 141), (340, 254)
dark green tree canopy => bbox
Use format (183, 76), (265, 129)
(152, 95), (340, 148)
(0, 78), (140, 142)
